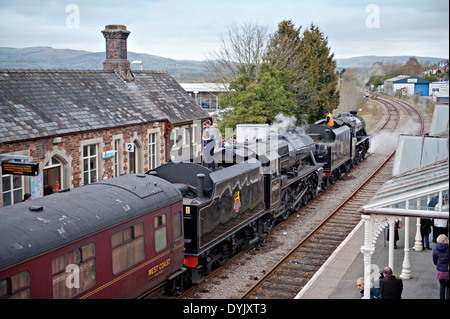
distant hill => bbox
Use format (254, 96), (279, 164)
(0, 47), (447, 82)
(335, 55), (446, 70)
(0, 46), (208, 82)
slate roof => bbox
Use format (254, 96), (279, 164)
(385, 76), (431, 84)
(0, 69), (210, 144)
(133, 71), (210, 124)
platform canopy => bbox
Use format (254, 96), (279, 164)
(359, 120), (448, 298)
(361, 160), (449, 219)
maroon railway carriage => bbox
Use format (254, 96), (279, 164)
(0, 174), (185, 299)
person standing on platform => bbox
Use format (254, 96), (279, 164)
(433, 195), (449, 242)
(433, 217), (449, 242)
(427, 194), (439, 242)
(433, 234), (449, 299)
(387, 221), (400, 249)
(202, 120), (216, 170)
(421, 218), (433, 250)
(380, 266), (403, 299)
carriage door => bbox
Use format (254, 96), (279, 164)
(153, 212), (173, 279)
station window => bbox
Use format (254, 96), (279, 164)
(154, 214), (167, 252)
(113, 139), (122, 177)
(51, 243), (96, 299)
(149, 133), (157, 170)
(0, 271), (30, 299)
(111, 223), (145, 274)
(82, 144), (98, 185)
(2, 174), (24, 207)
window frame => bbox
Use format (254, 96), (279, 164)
(148, 133), (157, 170)
(111, 223), (145, 275)
(113, 139), (122, 177)
(173, 211), (182, 240)
(154, 213), (167, 253)
(50, 243), (96, 299)
(0, 271), (30, 299)
(82, 144), (98, 185)
(2, 174), (24, 207)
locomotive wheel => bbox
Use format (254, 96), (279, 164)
(217, 255), (228, 266)
(279, 189), (292, 220)
(263, 214), (276, 233)
(281, 209), (291, 221)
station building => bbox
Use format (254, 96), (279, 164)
(383, 76), (431, 96)
(430, 81), (449, 105)
(179, 83), (229, 111)
(0, 25), (210, 207)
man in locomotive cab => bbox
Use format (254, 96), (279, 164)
(203, 120), (216, 170)
(325, 112), (334, 127)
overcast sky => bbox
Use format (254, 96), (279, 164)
(0, 0), (448, 61)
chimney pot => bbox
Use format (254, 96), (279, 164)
(101, 25), (134, 82)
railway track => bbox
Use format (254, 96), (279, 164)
(240, 94), (425, 299)
(241, 149), (395, 299)
(177, 94), (426, 299)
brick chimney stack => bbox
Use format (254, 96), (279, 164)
(101, 25), (134, 82)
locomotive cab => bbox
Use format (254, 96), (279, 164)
(306, 123), (352, 180)
(149, 160), (266, 278)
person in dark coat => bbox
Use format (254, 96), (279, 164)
(420, 218), (433, 250)
(432, 234), (449, 299)
(380, 266), (403, 299)
(386, 221), (400, 249)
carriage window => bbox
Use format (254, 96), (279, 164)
(112, 223), (145, 274)
(154, 214), (167, 252)
(0, 271), (30, 299)
(173, 211), (182, 240)
(51, 243), (96, 299)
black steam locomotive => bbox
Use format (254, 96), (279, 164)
(150, 111), (370, 284)
(308, 111), (370, 184)
(0, 112), (369, 298)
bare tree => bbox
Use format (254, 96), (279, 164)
(205, 21), (269, 89)
(264, 20), (302, 72)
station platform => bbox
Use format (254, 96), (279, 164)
(296, 218), (443, 299)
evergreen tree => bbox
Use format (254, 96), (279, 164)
(266, 21), (339, 124)
(299, 24), (339, 123)
(265, 20), (315, 124)
(217, 63), (296, 133)
(210, 20), (339, 128)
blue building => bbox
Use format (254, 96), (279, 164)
(384, 76), (431, 96)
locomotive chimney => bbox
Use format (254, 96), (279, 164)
(101, 25), (134, 82)
(197, 173), (205, 198)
